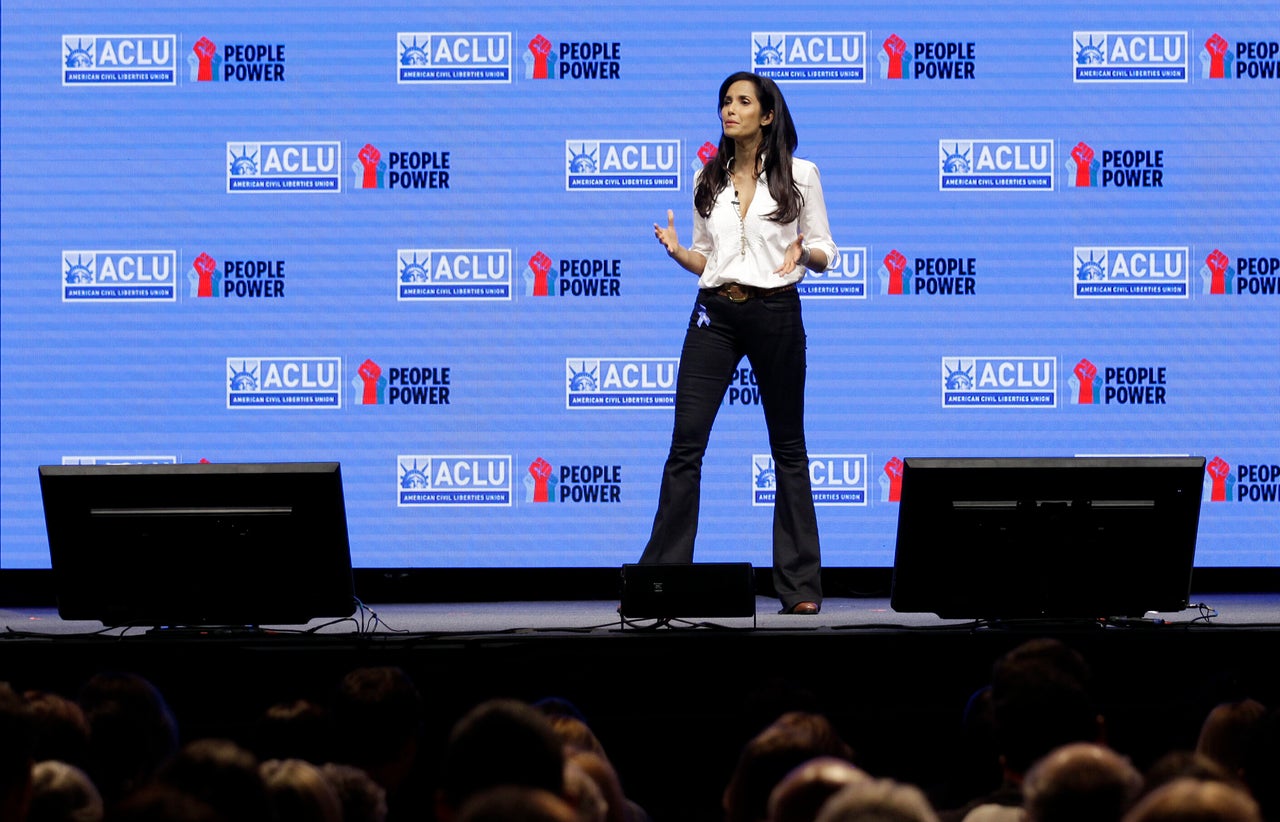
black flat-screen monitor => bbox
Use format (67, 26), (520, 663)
(890, 456), (1205, 620)
(38, 461), (356, 627)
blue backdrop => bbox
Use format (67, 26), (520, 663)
(2, 1), (1277, 570)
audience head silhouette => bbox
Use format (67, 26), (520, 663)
(767, 756), (870, 822)
(723, 711), (855, 822)
(259, 757), (344, 822)
(154, 738), (271, 822)
(1021, 742), (1143, 822)
(1196, 698), (1268, 779)
(436, 698), (566, 822)
(77, 671), (179, 807)
(454, 785), (578, 822)
(1121, 776), (1262, 822)
(330, 665), (423, 793)
(28, 759), (103, 822)
(989, 638), (1102, 777)
(814, 776), (941, 822)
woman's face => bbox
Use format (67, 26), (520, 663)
(720, 79), (773, 143)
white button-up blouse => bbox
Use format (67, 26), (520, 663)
(689, 157), (838, 291)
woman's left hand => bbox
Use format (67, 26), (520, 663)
(774, 233), (806, 276)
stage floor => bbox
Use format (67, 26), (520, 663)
(3, 590), (1278, 637)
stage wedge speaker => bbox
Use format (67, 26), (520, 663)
(619, 562), (755, 618)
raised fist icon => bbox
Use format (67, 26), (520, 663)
(193, 37), (217, 81)
(1073, 358), (1097, 404)
(194, 37), (216, 60)
(1204, 33), (1229, 78)
(527, 34), (553, 79)
(1069, 142), (1098, 187)
(884, 249), (906, 277)
(527, 250), (553, 296)
(529, 457), (552, 482)
(1206, 249), (1229, 278)
(358, 144), (382, 189)
(1071, 142), (1094, 168)
(193, 252), (217, 297)
(1206, 456), (1230, 502)
(697, 141), (718, 165)
(1205, 248), (1230, 294)
(529, 251), (552, 279)
(194, 252), (216, 279)
(883, 249), (907, 294)
(357, 359), (382, 405)
(882, 34), (907, 78)
(358, 358), (382, 383)
(527, 456), (554, 502)
(883, 457), (904, 502)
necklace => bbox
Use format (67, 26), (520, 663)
(731, 187), (748, 258)
(729, 158), (756, 258)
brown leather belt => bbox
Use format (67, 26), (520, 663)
(702, 281), (797, 303)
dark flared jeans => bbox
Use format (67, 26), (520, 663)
(640, 287), (822, 608)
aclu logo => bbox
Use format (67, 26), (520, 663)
(939, 139), (1053, 191)
(398, 249), (512, 301)
(521, 34), (620, 80)
(565, 358), (677, 408)
(187, 37), (285, 82)
(1199, 248), (1280, 297)
(1200, 34), (1280, 80)
(351, 144), (450, 190)
(799, 246), (867, 299)
(565, 140), (680, 191)
(398, 455), (513, 507)
(521, 250), (621, 298)
(1204, 456), (1280, 504)
(62, 35), (177, 86)
(62, 250), (177, 302)
(226, 141), (341, 193)
(1073, 31), (1189, 82)
(876, 249), (977, 296)
(398, 32), (512, 83)
(1065, 142), (1165, 188)
(226, 357), (342, 409)
(62, 456), (177, 465)
(352, 359), (451, 407)
(877, 34), (976, 80)
(186, 253), (286, 299)
(1068, 358), (1168, 406)
(752, 454), (868, 507)
(751, 32), (867, 82)
(1074, 246), (1190, 299)
(941, 357), (1057, 408)
(522, 457), (623, 504)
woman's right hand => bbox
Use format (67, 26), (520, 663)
(653, 209), (680, 257)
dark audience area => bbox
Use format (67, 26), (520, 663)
(3, 624), (1279, 822)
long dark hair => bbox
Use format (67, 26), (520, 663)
(694, 71), (802, 223)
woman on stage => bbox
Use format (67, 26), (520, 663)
(640, 71), (837, 615)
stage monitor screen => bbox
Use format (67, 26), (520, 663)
(38, 461), (356, 627)
(890, 456), (1205, 620)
